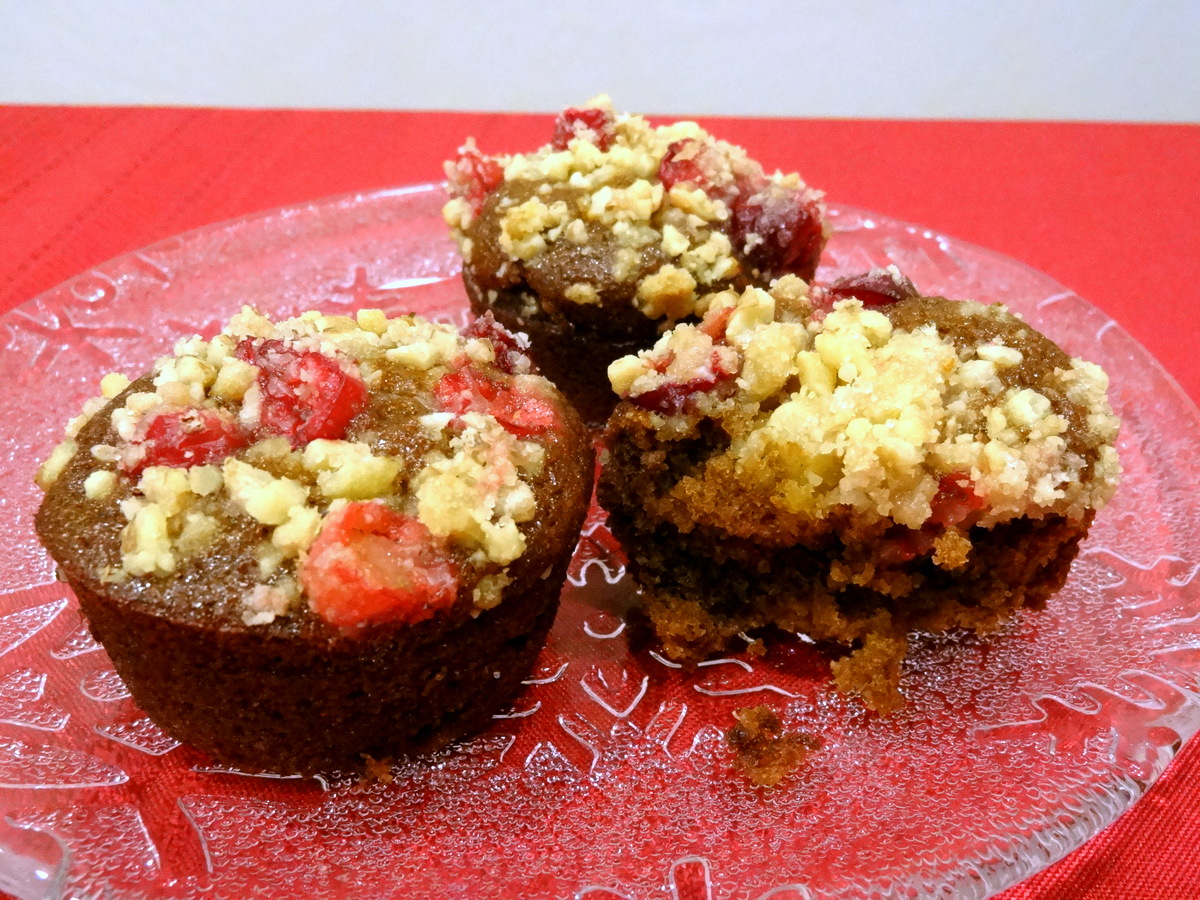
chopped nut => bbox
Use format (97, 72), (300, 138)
(100, 372), (131, 399)
(188, 465), (223, 496)
(35, 440), (77, 490)
(121, 504), (175, 576)
(635, 265), (698, 320)
(302, 440), (402, 500)
(211, 358), (258, 401)
(175, 511), (218, 557)
(977, 343), (1023, 367)
(137, 466), (192, 517)
(222, 459), (309, 526)
(83, 469), (117, 500)
(271, 505), (322, 557)
(472, 572), (511, 610)
(1004, 388), (1052, 429)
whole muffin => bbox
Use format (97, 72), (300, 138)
(599, 270), (1121, 712)
(443, 96), (829, 423)
(35, 308), (593, 774)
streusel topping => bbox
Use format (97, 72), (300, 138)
(37, 309), (561, 627)
(608, 273), (1120, 529)
(444, 96), (828, 322)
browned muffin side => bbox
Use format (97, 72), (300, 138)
(36, 309), (593, 773)
(443, 96), (829, 424)
(599, 270), (1121, 712)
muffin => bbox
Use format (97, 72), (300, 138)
(443, 95), (829, 423)
(35, 308), (593, 774)
(599, 269), (1121, 712)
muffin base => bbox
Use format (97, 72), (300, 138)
(610, 512), (1089, 712)
(600, 412), (1094, 712)
(67, 549), (572, 775)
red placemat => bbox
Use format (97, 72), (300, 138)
(3, 107), (1196, 403)
(1, 106), (1198, 899)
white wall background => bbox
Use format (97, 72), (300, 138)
(1, 0), (1197, 121)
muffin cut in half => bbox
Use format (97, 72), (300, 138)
(443, 95), (829, 424)
(599, 269), (1120, 711)
(36, 308), (593, 774)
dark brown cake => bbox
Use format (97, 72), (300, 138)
(599, 270), (1121, 712)
(35, 308), (593, 774)
(443, 96), (829, 424)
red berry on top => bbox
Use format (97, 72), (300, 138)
(628, 349), (738, 414)
(236, 339), (368, 448)
(929, 473), (986, 528)
(485, 384), (559, 438)
(729, 181), (826, 281)
(301, 501), (458, 629)
(123, 407), (250, 475)
(826, 269), (921, 308)
(552, 106), (616, 151)
(658, 139), (712, 191)
(446, 142), (505, 215)
(435, 367), (557, 438)
(698, 304), (737, 342)
(462, 313), (531, 375)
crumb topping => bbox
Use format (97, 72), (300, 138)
(444, 96), (828, 322)
(609, 274), (1120, 531)
(38, 308), (560, 628)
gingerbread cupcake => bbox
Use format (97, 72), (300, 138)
(444, 96), (829, 423)
(36, 308), (593, 773)
(599, 270), (1120, 711)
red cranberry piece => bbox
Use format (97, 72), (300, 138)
(628, 380), (708, 414)
(446, 142), (505, 215)
(729, 181), (825, 281)
(435, 368), (496, 416)
(879, 474), (985, 566)
(648, 350), (676, 375)
(806, 286), (836, 319)
(878, 526), (939, 566)
(236, 339), (368, 448)
(488, 388), (560, 438)
(929, 473), (985, 528)
(698, 305), (736, 341)
(462, 313), (531, 375)
(659, 139), (711, 191)
(301, 501), (458, 629)
(826, 269), (921, 308)
(552, 106), (616, 151)
(435, 367), (557, 437)
(124, 407), (249, 475)
(628, 350), (737, 414)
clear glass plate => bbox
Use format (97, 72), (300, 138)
(0, 184), (1198, 900)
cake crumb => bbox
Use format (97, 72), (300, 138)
(743, 637), (767, 658)
(361, 755), (395, 783)
(726, 705), (819, 787)
(932, 528), (972, 569)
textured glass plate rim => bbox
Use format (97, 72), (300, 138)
(0, 182), (1197, 900)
